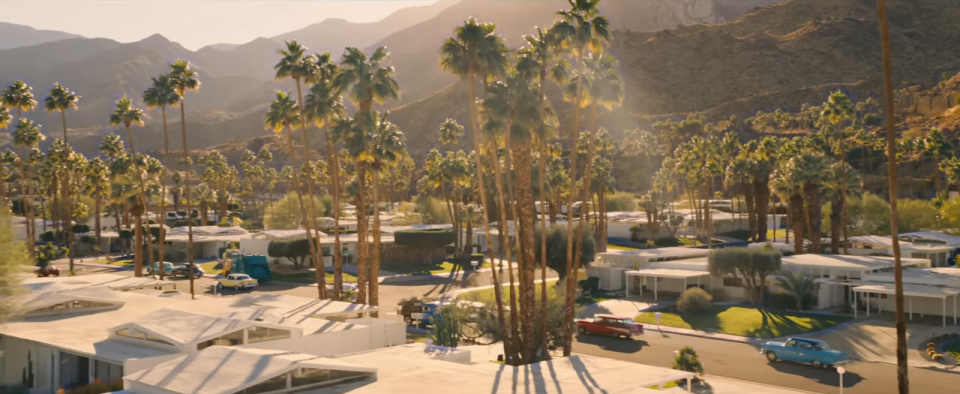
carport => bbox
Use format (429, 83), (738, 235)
(625, 269), (711, 300)
(852, 283), (960, 327)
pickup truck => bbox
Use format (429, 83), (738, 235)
(761, 338), (847, 368)
(576, 314), (643, 339)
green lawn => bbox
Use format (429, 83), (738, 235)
(608, 244), (641, 251)
(383, 260), (489, 276)
(198, 261), (222, 275)
(945, 340), (960, 362)
(635, 305), (852, 338)
(94, 259), (133, 267)
(406, 331), (429, 343)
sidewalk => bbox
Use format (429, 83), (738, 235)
(661, 375), (818, 394)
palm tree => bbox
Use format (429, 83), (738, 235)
(330, 115), (369, 302)
(771, 161), (805, 255)
(792, 153), (829, 254)
(44, 83), (80, 272)
(13, 120), (44, 261)
(109, 96), (150, 277)
(275, 41), (326, 298)
(367, 112), (406, 314)
(168, 60), (201, 298)
(923, 128), (952, 195)
(337, 46), (401, 305)
(553, 0), (610, 356)
(725, 157), (757, 240)
(823, 162), (861, 254)
(438, 118), (464, 145)
(877, 3), (908, 391)
(86, 157), (109, 259)
(440, 17), (510, 359)
(775, 271), (821, 310)
(305, 64), (348, 299)
(144, 74), (178, 278)
(821, 91), (855, 254)
(4, 80), (38, 257)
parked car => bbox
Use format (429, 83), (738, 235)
(38, 265), (60, 277)
(576, 314), (643, 338)
(217, 273), (258, 290)
(172, 264), (205, 279)
(761, 338), (847, 368)
(145, 262), (175, 275)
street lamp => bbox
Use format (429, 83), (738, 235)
(837, 367), (845, 394)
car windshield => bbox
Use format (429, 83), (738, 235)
(620, 319), (634, 325)
(236, 275), (249, 279)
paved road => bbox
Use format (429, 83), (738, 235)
(572, 328), (957, 394)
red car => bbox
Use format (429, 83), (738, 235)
(576, 314), (643, 338)
(38, 266), (61, 277)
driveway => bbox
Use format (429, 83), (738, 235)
(809, 318), (960, 367)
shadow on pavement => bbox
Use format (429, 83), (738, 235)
(575, 333), (648, 353)
(767, 360), (864, 388)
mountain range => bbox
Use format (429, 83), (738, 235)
(0, 22), (83, 50)
(11, 0), (958, 167)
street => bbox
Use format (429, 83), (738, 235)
(572, 327), (957, 394)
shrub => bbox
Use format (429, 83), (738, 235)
(677, 287), (713, 313)
(672, 346), (705, 378)
(79, 235), (96, 244)
(172, 219), (200, 227)
(933, 354), (944, 361)
(767, 292), (797, 310)
(71, 224), (90, 234)
(395, 229), (456, 264)
(928, 342), (937, 348)
(952, 333), (959, 339)
(429, 304), (466, 348)
(39, 230), (58, 243)
(606, 192), (638, 212)
(267, 237), (312, 268)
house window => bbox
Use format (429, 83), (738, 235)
(144, 334), (173, 346)
(247, 326), (292, 344)
(115, 329), (144, 339)
(722, 277), (742, 287)
(867, 293), (887, 299)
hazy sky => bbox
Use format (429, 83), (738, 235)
(2, 1), (439, 50)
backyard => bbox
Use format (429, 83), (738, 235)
(635, 305), (852, 338)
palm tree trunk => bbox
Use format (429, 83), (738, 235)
(754, 177), (770, 242)
(789, 194), (805, 255)
(512, 140), (537, 362)
(743, 182), (757, 241)
(370, 166), (382, 316)
(804, 184), (822, 254)
(179, 99), (197, 299)
(490, 139), (520, 364)
(294, 80), (326, 300)
(830, 200), (841, 254)
(356, 163), (369, 305)
(561, 50), (587, 357)
(18, 145), (36, 262)
(283, 124), (319, 285)
(467, 73), (509, 358)
(878, 2), (909, 392)
(324, 123), (344, 300)
(124, 125), (151, 278)
(95, 191), (102, 259)
(158, 105), (169, 279)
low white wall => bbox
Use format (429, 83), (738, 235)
(240, 319), (405, 357)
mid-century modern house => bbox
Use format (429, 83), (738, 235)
(842, 235), (954, 266)
(0, 274), (401, 393)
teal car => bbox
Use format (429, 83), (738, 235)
(761, 338), (847, 368)
(145, 261), (175, 275)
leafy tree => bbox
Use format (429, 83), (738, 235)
(267, 237), (311, 268)
(774, 271), (820, 310)
(672, 346), (705, 378)
(707, 248), (781, 305)
(534, 224), (595, 281)
(266, 192), (334, 230)
(896, 199), (937, 233)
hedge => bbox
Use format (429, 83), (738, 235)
(268, 237), (312, 268)
(394, 229), (456, 264)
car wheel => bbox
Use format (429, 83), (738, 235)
(811, 361), (824, 369)
(765, 351), (778, 362)
(404, 317), (413, 326)
(577, 326), (587, 335)
(234, 285), (240, 291)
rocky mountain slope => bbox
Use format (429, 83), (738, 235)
(0, 22), (82, 50)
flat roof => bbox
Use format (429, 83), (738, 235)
(22, 274), (175, 291)
(322, 344), (692, 394)
(1, 277), (380, 363)
(853, 283), (960, 298)
(848, 235), (953, 252)
(599, 247), (709, 258)
(124, 346), (375, 394)
(625, 268), (711, 279)
(901, 231), (960, 245)
(782, 254), (929, 272)
(863, 267), (960, 288)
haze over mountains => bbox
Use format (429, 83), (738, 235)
(10, 0), (959, 166)
(0, 22), (83, 50)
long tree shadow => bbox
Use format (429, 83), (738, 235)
(767, 361), (865, 388)
(575, 333), (649, 353)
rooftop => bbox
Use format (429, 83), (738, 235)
(22, 273), (175, 292)
(853, 283), (960, 298)
(781, 254), (930, 272)
(863, 267), (960, 288)
(322, 344), (694, 394)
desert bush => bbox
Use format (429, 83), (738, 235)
(672, 346), (705, 378)
(928, 342), (937, 348)
(933, 354), (944, 361)
(677, 287), (713, 313)
(606, 192), (638, 212)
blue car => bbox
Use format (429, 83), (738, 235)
(761, 338), (847, 368)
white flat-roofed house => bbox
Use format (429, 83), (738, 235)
(843, 235), (953, 266)
(0, 274), (400, 393)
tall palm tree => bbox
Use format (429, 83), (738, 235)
(168, 60), (201, 298)
(821, 91), (855, 254)
(878, 2), (909, 392)
(305, 65), (348, 299)
(275, 41), (325, 298)
(553, 0), (610, 356)
(337, 46), (401, 305)
(86, 157), (109, 259)
(725, 157), (757, 240)
(440, 17), (510, 358)
(367, 112), (406, 314)
(109, 96), (149, 277)
(518, 25), (569, 358)
(144, 74), (178, 279)
(44, 83), (80, 272)
(3, 80), (38, 257)
(771, 161), (805, 255)
(13, 120), (44, 261)
(792, 153), (829, 254)
(823, 162), (861, 254)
